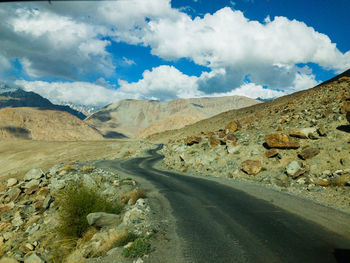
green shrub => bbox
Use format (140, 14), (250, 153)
(56, 181), (123, 238)
(122, 238), (151, 258)
(114, 232), (139, 247)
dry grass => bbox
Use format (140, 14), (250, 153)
(61, 164), (75, 172)
(90, 228), (138, 257)
(120, 189), (146, 205)
(81, 166), (95, 174)
(81, 227), (99, 243)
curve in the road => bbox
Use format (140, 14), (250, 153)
(97, 146), (350, 263)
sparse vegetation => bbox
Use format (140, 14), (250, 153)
(120, 188), (146, 205)
(122, 238), (151, 258)
(61, 164), (75, 172)
(114, 230), (139, 247)
(56, 181), (123, 238)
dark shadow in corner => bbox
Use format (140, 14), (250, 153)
(333, 249), (350, 263)
(336, 125), (350, 133)
(103, 131), (127, 139)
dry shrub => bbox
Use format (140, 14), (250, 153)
(81, 227), (99, 243)
(81, 166), (95, 174)
(120, 189), (146, 205)
(92, 229), (138, 257)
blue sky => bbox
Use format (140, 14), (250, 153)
(0, 0), (349, 107)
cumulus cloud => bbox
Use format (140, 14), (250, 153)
(0, 0), (348, 104)
(15, 80), (120, 107)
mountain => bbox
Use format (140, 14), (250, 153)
(0, 107), (103, 141)
(0, 88), (86, 120)
(85, 96), (261, 138)
(148, 69), (350, 143)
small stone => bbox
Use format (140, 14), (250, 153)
(289, 128), (317, 139)
(0, 202), (14, 213)
(43, 195), (54, 210)
(134, 258), (144, 263)
(24, 169), (44, 181)
(7, 178), (18, 187)
(340, 158), (348, 166)
(7, 188), (21, 202)
(227, 145), (241, 154)
(209, 136), (220, 147)
(185, 135), (202, 146)
(298, 147), (320, 160)
(24, 253), (44, 263)
(87, 212), (121, 227)
(264, 134), (300, 149)
(25, 243), (34, 251)
(241, 160), (262, 175)
(265, 149), (278, 158)
(317, 125), (327, 136)
(286, 161), (305, 178)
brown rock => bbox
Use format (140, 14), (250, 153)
(298, 147), (320, 160)
(25, 184), (39, 195)
(209, 136), (220, 147)
(241, 160), (262, 175)
(265, 149), (278, 158)
(0, 202), (14, 213)
(264, 134), (300, 149)
(343, 100), (350, 112)
(225, 120), (240, 134)
(185, 135), (202, 146)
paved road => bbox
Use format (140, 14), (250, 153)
(97, 146), (350, 263)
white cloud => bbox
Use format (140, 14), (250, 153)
(117, 65), (201, 100)
(122, 57), (136, 66)
(15, 80), (120, 107)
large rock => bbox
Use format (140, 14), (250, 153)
(87, 212), (121, 228)
(225, 120), (240, 134)
(24, 169), (44, 181)
(241, 160), (262, 175)
(298, 147), (320, 160)
(264, 134), (300, 149)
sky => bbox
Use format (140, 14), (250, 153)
(0, 0), (349, 107)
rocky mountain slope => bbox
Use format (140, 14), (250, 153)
(0, 107), (103, 141)
(0, 88), (86, 120)
(86, 96), (261, 138)
(156, 70), (350, 213)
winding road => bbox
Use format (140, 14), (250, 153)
(96, 145), (350, 263)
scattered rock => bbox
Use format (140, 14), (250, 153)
(286, 161), (305, 179)
(24, 169), (44, 181)
(264, 134), (300, 149)
(185, 135), (202, 146)
(241, 160), (262, 175)
(209, 136), (220, 147)
(225, 120), (240, 134)
(298, 147), (320, 160)
(87, 212), (121, 228)
(7, 178), (18, 187)
(265, 149), (278, 158)
(289, 128), (317, 139)
(24, 253), (45, 263)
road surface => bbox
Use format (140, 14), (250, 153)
(96, 145), (350, 263)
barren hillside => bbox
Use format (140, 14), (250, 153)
(86, 95), (261, 138)
(0, 107), (103, 141)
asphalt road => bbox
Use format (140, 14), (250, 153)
(97, 145), (350, 263)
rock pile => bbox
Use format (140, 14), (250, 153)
(160, 77), (350, 213)
(0, 164), (154, 262)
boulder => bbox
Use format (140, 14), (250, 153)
(24, 169), (44, 181)
(289, 128), (317, 139)
(241, 160), (262, 175)
(298, 147), (320, 160)
(7, 178), (18, 187)
(225, 120), (240, 134)
(87, 212), (121, 228)
(264, 134), (300, 149)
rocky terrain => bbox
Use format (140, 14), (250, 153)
(0, 107), (102, 141)
(86, 96), (261, 139)
(158, 74), (350, 213)
(0, 88), (86, 120)
(0, 163), (159, 263)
